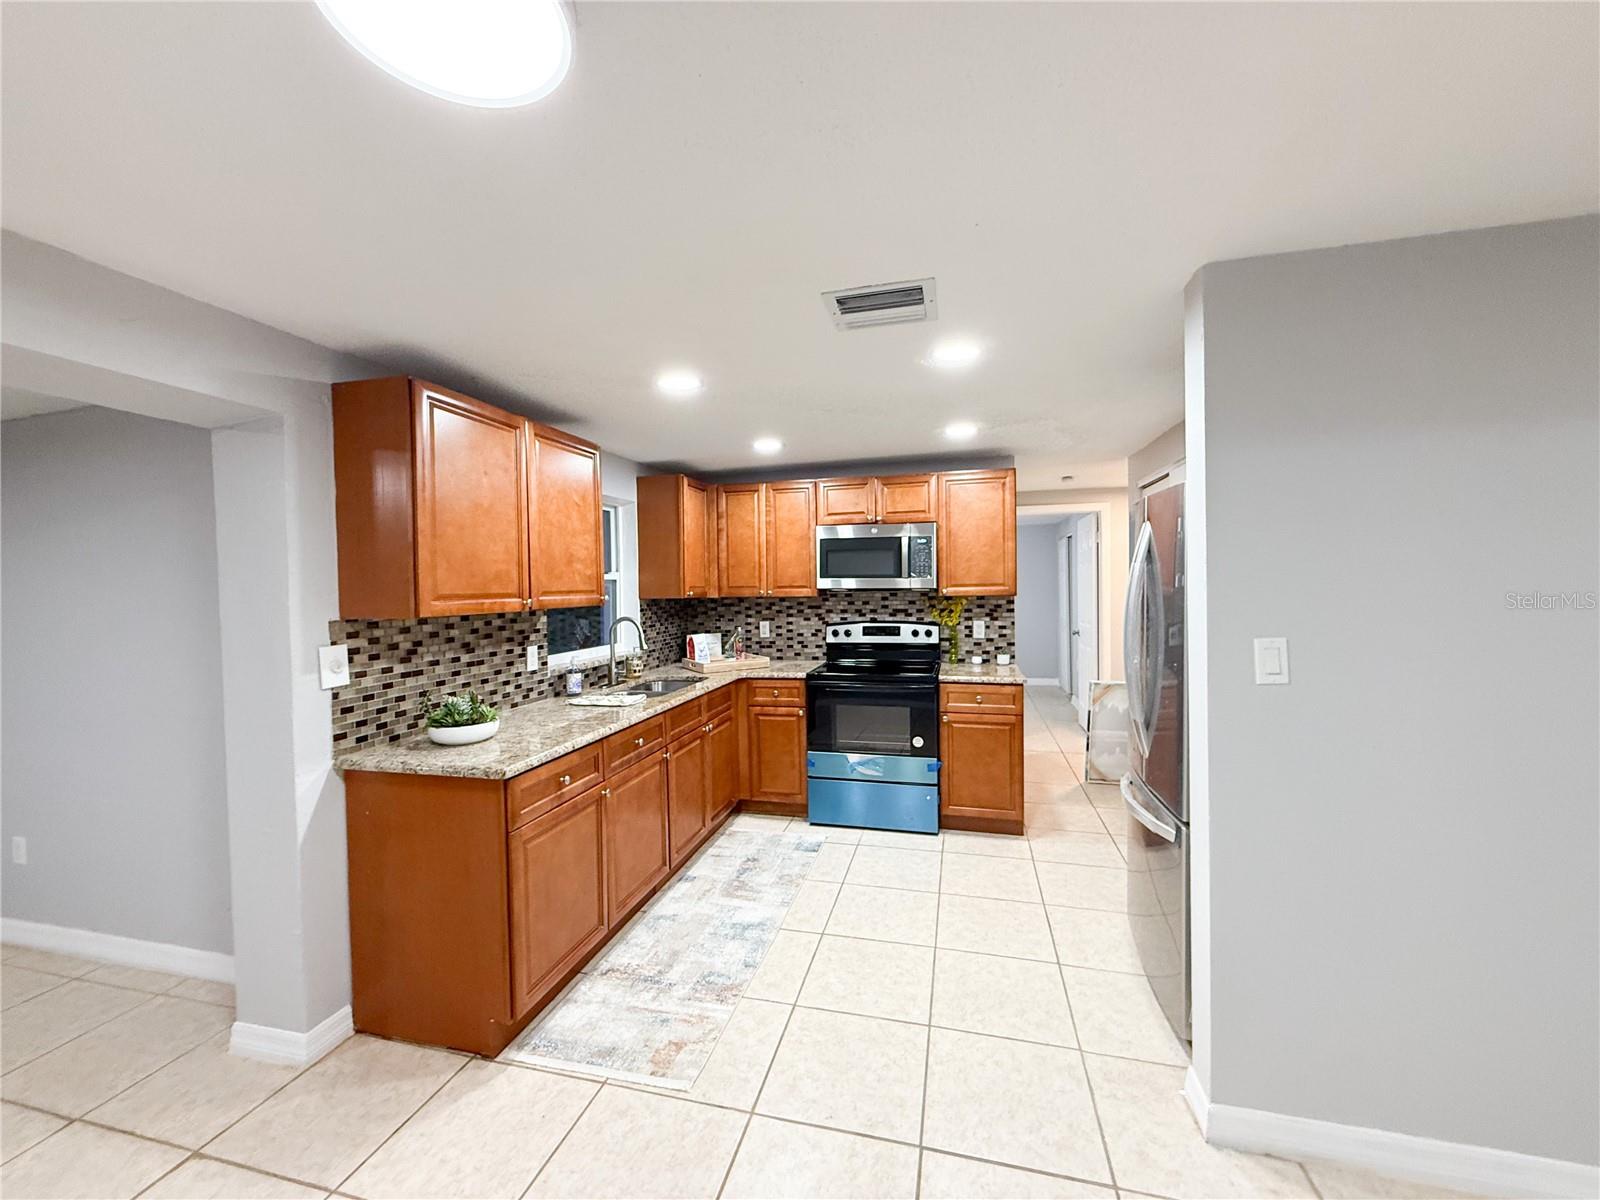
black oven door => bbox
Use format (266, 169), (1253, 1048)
(817, 535), (904, 586)
(807, 679), (939, 757)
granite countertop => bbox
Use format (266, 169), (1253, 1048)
(939, 661), (1026, 683)
(334, 660), (822, 781)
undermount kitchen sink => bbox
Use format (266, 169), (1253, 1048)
(616, 677), (699, 696)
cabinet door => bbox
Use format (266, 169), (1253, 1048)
(718, 483), (765, 596)
(878, 473), (939, 523)
(603, 753), (670, 922)
(939, 711), (1023, 823)
(748, 705), (806, 803)
(683, 478), (712, 598)
(707, 709), (740, 823)
(815, 477), (878, 524)
(507, 785), (608, 1017)
(764, 481), (817, 596)
(666, 727), (710, 867)
(938, 468), (1017, 596)
(412, 383), (528, 616)
(527, 423), (603, 609)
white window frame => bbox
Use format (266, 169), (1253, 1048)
(547, 500), (640, 672)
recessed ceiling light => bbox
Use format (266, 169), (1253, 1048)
(317, 0), (573, 108)
(928, 339), (983, 370)
(752, 436), (783, 455)
(654, 369), (703, 398)
(943, 421), (979, 441)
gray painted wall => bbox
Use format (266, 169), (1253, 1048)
(2, 406), (232, 953)
(1014, 523), (1061, 679)
(1190, 215), (1599, 1164)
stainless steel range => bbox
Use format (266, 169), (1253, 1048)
(805, 621), (942, 834)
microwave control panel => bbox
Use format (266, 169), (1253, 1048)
(908, 536), (934, 578)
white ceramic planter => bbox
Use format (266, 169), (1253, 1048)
(427, 720), (499, 746)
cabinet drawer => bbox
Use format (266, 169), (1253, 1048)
(749, 680), (805, 708)
(939, 684), (1022, 713)
(506, 745), (604, 831)
(603, 716), (667, 775)
(705, 684), (735, 719)
(665, 696), (706, 742)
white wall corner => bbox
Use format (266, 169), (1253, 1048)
(1, 916), (234, 983)
(229, 1005), (353, 1069)
(1205, 1096), (1600, 1200)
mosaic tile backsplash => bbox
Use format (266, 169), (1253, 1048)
(329, 594), (1013, 746)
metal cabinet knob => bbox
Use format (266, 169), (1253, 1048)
(634, 736), (645, 746)
(664, 750), (671, 759)
(771, 689), (779, 696)
(942, 714), (949, 723)
(559, 774), (571, 785)
(601, 787), (611, 797)
(975, 695), (984, 704)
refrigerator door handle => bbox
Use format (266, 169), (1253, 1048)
(1144, 536), (1167, 745)
(1121, 772), (1178, 843)
(1124, 521), (1154, 758)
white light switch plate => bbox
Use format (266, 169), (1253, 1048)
(759, 621), (772, 639)
(11, 837), (26, 866)
(1253, 637), (1289, 685)
(317, 644), (350, 690)
(972, 618), (987, 639)
(526, 645), (540, 672)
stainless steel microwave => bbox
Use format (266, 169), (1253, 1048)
(816, 523), (937, 590)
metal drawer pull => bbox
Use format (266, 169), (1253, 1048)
(975, 695), (984, 703)
(941, 714), (949, 723)
(771, 689), (779, 696)
(600, 787), (611, 797)
(559, 774), (571, 786)
(634, 736), (645, 746)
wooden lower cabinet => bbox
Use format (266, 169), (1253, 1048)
(747, 704), (807, 806)
(345, 678), (803, 1057)
(667, 726), (710, 867)
(938, 685), (1024, 834)
(508, 784), (608, 1016)
(604, 752), (671, 921)
(708, 707), (739, 823)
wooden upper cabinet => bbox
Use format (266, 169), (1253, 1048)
(638, 474), (714, 599)
(815, 477), (878, 525)
(717, 483), (765, 597)
(763, 481), (816, 597)
(815, 472), (938, 525)
(526, 422), (603, 610)
(878, 473), (939, 523)
(333, 376), (528, 619)
(938, 468), (1017, 596)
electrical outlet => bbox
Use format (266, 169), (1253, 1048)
(526, 645), (540, 672)
(11, 837), (26, 866)
(972, 618), (987, 639)
(317, 644), (349, 690)
(759, 621), (772, 639)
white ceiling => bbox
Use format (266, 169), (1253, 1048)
(3, 2), (1594, 489)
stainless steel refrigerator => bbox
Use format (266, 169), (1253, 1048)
(1121, 471), (1190, 1042)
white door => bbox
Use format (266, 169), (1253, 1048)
(1057, 533), (1074, 692)
(1072, 514), (1099, 710)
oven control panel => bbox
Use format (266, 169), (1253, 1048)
(825, 622), (941, 644)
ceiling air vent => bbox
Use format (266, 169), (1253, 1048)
(822, 277), (938, 330)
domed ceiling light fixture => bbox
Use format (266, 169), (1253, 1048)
(317, 0), (573, 108)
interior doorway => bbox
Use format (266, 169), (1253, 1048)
(1058, 513), (1100, 721)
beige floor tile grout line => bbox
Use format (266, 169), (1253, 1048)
(329, 1052), (472, 1195)
(515, 1074), (606, 1200)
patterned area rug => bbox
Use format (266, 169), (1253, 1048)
(499, 819), (821, 1088)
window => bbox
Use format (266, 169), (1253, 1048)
(548, 503), (637, 670)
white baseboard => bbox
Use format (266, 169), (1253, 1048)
(1188, 1066), (1600, 1199)
(1025, 676), (1061, 688)
(231, 1005), (353, 1068)
(1, 916), (234, 983)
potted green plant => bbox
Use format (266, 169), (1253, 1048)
(424, 692), (500, 746)
(928, 596), (969, 664)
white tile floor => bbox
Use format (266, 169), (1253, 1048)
(0, 687), (1478, 1199)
